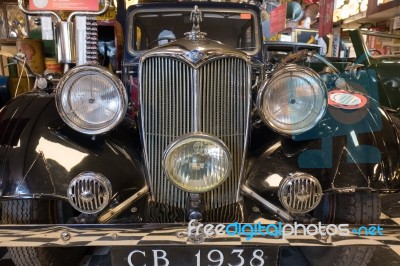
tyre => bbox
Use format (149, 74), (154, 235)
(301, 191), (380, 266)
(1, 199), (87, 266)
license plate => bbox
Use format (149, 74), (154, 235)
(111, 246), (279, 266)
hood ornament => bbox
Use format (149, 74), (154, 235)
(185, 5), (207, 41)
(191, 5), (202, 33)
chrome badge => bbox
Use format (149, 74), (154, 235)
(186, 49), (204, 64)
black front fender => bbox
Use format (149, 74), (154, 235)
(0, 92), (147, 200)
(247, 106), (400, 193)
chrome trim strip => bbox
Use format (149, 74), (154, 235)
(236, 63), (252, 202)
(264, 141), (282, 157)
(0, 194), (68, 200)
(141, 48), (251, 69)
(193, 69), (199, 132)
(241, 184), (293, 222)
(138, 56), (154, 199)
(98, 186), (149, 224)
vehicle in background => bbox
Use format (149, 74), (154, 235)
(349, 30), (400, 113)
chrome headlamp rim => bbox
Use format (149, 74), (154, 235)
(55, 64), (128, 135)
(162, 132), (233, 193)
(256, 64), (327, 136)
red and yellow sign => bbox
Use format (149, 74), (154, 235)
(318, 0), (334, 37)
(29, 0), (99, 11)
(270, 3), (287, 35)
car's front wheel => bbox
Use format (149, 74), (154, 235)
(301, 191), (380, 266)
(2, 199), (87, 266)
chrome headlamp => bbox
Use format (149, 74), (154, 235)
(163, 133), (232, 193)
(257, 65), (327, 135)
(55, 65), (128, 135)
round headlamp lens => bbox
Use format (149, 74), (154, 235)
(163, 134), (232, 193)
(257, 65), (326, 135)
(56, 65), (127, 135)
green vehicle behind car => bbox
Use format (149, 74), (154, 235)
(349, 30), (400, 113)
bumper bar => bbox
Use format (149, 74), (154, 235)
(0, 224), (399, 247)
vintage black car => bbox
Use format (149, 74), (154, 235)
(0, 1), (399, 266)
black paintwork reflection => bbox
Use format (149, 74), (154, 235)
(0, 92), (399, 209)
(0, 92), (399, 216)
(0, 92), (146, 199)
(248, 103), (400, 193)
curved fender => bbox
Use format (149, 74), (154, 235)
(281, 103), (400, 191)
(0, 92), (147, 200)
(245, 148), (300, 201)
(248, 106), (400, 193)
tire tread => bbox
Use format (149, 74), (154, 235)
(302, 191), (380, 266)
(2, 199), (85, 266)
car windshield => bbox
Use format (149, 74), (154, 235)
(129, 8), (259, 55)
(360, 30), (400, 57)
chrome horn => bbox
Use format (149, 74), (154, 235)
(17, 0), (110, 71)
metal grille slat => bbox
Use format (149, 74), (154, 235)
(141, 56), (249, 209)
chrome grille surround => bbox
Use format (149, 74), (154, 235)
(67, 172), (112, 214)
(140, 39), (251, 210)
(278, 172), (323, 213)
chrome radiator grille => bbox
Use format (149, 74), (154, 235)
(141, 56), (249, 209)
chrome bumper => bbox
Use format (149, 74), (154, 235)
(0, 224), (399, 247)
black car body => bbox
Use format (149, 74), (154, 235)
(0, 1), (399, 266)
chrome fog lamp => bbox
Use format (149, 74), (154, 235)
(163, 133), (232, 193)
(278, 172), (322, 213)
(257, 65), (327, 135)
(55, 65), (128, 135)
(67, 172), (112, 214)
